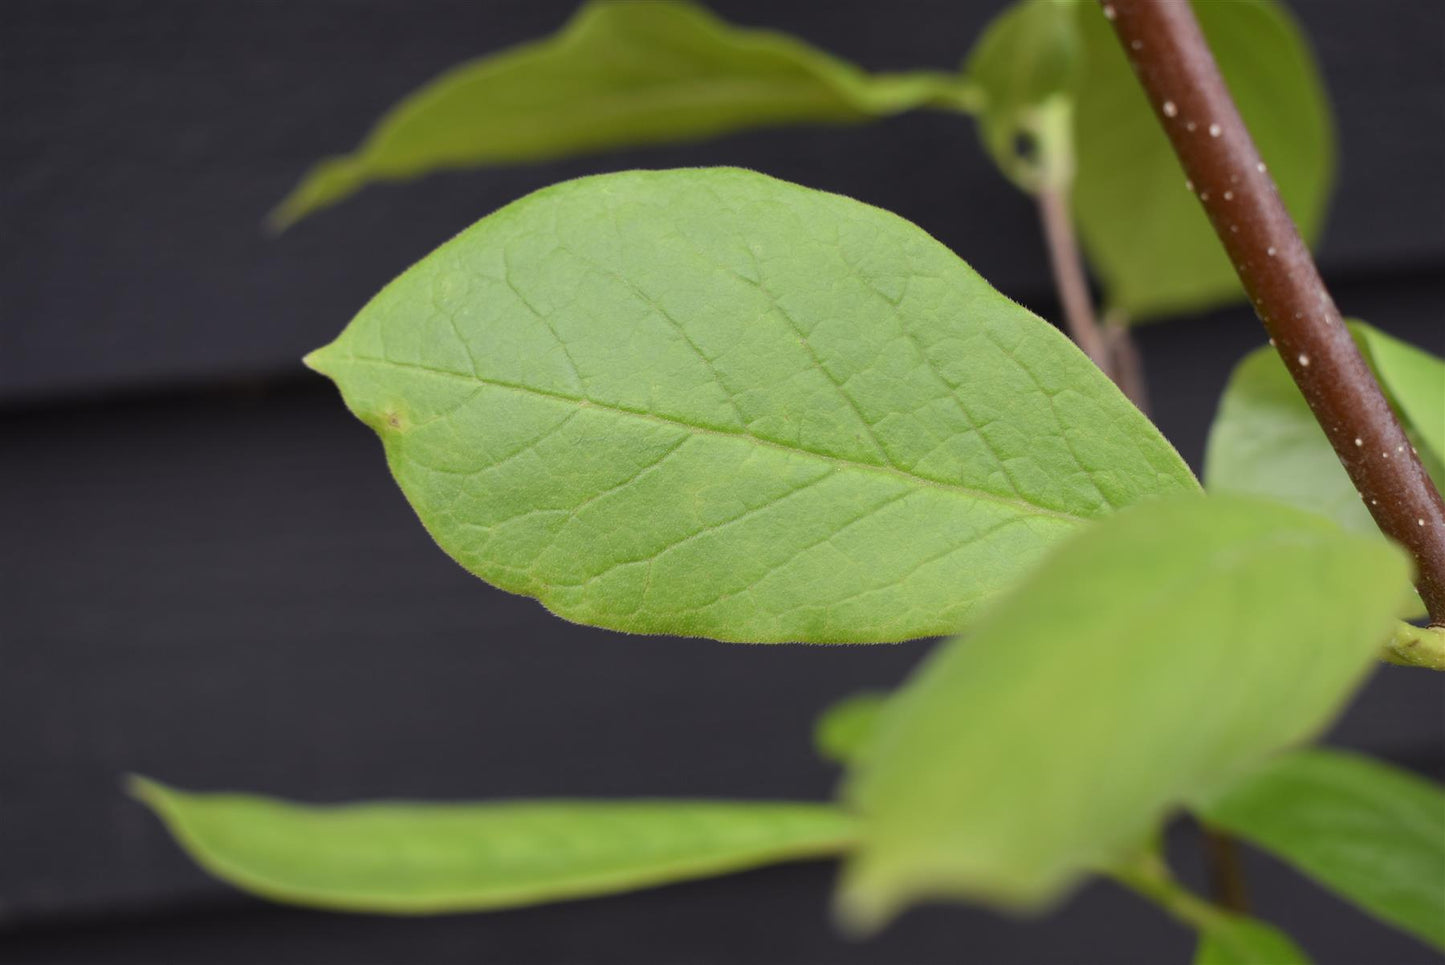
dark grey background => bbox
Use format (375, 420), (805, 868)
(3, 1), (1442, 962)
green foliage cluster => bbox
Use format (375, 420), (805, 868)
(138, 2), (1445, 961)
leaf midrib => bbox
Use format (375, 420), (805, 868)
(328, 352), (1094, 526)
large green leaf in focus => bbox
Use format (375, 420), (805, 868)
(839, 494), (1407, 928)
(1073, 0), (1334, 320)
(307, 168), (1195, 643)
(1198, 749), (1445, 952)
(132, 778), (856, 914)
(273, 1), (975, 228)
(1204, 322), (1445, 616)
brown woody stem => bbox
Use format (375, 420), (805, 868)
(1099, 0), (1445, 624)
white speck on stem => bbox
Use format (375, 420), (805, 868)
(1397, 445), (1406, 453)
(1267, 246), (1277, 257)
(1382, 451), (1391, 459)
(1371, 499), (1379, 506)
(1223, 190), (1234, 200)
(1230, 224), (1239, 232)
(1131, 39), (1143, 50)
(1354, 437), (1364, 447)
(1209, 123), (1222, 137)
(1186, 121), (1197, 132)
(1256, 162), (1268, 173)
(1200, 191), (1210, 201)
(1268, 338), (1276, 347)
(1163, 100), (1178, 117)
(1298, 353), (1310, 367)
(1185, 178), (1194, 192)
(1103, 3), (1116, 19)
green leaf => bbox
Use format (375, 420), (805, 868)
(965, 0), (1082, 190)
(1197, 749), (1445, 951)
(1204, 322), (1445, 618)
(307, 167), (1195, 643)
(1194, 915), (1312, 965)
(814, 691), (889, 765)
(131, 777), (857, 914)
(272, 1), (976, 228)
(838, 494), (1408, 929)
(1072, 0), (1334, 320)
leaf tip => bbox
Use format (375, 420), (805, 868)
(831, 862), (909, 939)
(302, 344), (340, 379)
(126, 774), (172, 811)
(268, 154), (368, 233)
(832, 887), (891, 939)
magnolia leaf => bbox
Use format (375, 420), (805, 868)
(965, 0), (1081, 190)
(273, 1), (976, 228)
(838, 494), (1408, 929)
(1204, 322), (1445, 618)
(1072, 0), (1334, 320)
(132, 778), (856, 914)
(814, 692), (889, 766)
(308, 168), (1195, 643)
(1194, 915), (1312, 965)
(1197, 749), (1445, 952)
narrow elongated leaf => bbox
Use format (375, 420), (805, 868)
(1073, 0), (1334, 320)
(1204, 323), (1445, 617)
(308, 168), (1195, 643)
(132, 778), (856, 914)
(1194, 916), (1311, 965)
(839, 494), (1408, 928)
(1197, 749), (1445, 951)
(273, 1), (975, 228)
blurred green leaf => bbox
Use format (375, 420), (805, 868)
(814, 692), (889, 765)
(1198, 749), (1445, 951)
(307, 167), (1195, 643)
(965, 0), (1081, 190)
(1204, 322), (1444, 618)
(273, 1), (976, 228)
(133, 778), (856, 913)
(838, 494), (1407, 929)
(1193, 914), (1312, 964)
(1072, 0), (1334, 320)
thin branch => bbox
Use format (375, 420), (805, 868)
(1103, 311), (1151, 412)
(1113, 848), (1239, 940)
(1201, 826), (1249, 913)
(1037, 184), (1113, 376)
(1099, 0), (1445, 625)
